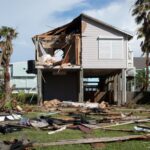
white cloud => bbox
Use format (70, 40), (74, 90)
(0, 0), (85, 62)
(0, 0), (142, 62)
(83, 0), (142, 56)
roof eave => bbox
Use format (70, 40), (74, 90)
(80, 13), (133, 40)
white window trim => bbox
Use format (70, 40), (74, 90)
(98, 37), (124, 59)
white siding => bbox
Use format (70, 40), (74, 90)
(10, 62), (37, 93)
(82, 19), (128, 69)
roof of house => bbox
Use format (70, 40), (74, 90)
(134, 57), (146, 70)
(33, 13), (133, 40)
(81, 13), (133, 39)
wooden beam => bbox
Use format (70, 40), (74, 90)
(32, 134), (150, 147)
(101, 128), (136, 133)
(75, 35), (81, 65)
(75, 35), (78, 65)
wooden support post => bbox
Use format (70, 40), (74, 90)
(37, 69), (42, 105)
(122, 69), (127, 104)
(113, 74), (118, 103)
(79, 68), (84, 102)
(117, 73), (122, 106)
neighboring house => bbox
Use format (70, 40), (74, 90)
(133, 57), (150, 91)
(33, 14), (134, 105)
(134, 57), (146, 70)
(10, 62), (37, 93)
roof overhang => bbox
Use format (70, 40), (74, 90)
(33, 13), (133, 41)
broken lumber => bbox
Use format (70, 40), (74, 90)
(68, 124), (92, 133)
(97, 118), (150, 129)
(101, 128), (136, 133)
(32, 134), (150, 147)
(82, 118), (150, 129)
(48, 126), (66, 135)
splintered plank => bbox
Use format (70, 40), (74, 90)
(32, 134), (150, 147)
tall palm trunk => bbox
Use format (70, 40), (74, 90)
(3, 40), (13, 101)
(0, 26), (18, 103)
(4, 60), (11, 101)
(145, 52), (149, 90)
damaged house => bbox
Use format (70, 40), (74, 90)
(32, 14), (134, 105)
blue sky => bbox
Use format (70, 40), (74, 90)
(0, 0), (141, 62)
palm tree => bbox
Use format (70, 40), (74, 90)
(132, 0), (150, 90)
(135, 69), (149, 91)
(0, 26), (18, 101)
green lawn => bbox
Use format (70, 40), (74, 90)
(0, 106), (150, 150)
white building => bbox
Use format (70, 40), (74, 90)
(10, 61), (37, 93)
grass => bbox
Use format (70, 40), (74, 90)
(0, 106), (150, 150)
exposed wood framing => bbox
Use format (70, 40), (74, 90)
(62, 45), (72, 64)
(32, 37), (40, 61)
(52, 26), (68, 35)
(34, 23), (70, 38)
(75, 34), (81, 65)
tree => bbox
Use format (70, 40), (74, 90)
(0, 26), (18, 101)
(135, 69), (149, 91)
(132, 0), (150, 90)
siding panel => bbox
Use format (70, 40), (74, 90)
(82, 19), (127, 69)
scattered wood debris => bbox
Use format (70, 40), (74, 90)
(134, 125), (150, 132)
(43, 99), (61, 108)
(48, 125), (66, 135)
(91, 143), (106, 149)
(0, 139), (32, 149)
(99, 101), (109, 109)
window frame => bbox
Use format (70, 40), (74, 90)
(98, 36), (124, 59)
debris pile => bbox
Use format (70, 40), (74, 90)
(42, 100), (109, 110)
(43, 99), (61, 109)
(0, 101), (150, 149)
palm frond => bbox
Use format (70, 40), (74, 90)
(0, 26), (18, 40)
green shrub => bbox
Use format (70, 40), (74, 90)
(12, 92), (37, 104)
(3, 100), (13, 110)
(17, 91), (26, 104)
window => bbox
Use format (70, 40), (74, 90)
(98, 37), (123, 59)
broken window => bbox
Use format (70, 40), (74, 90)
(54, 49), (64, 62)
(33, 16), (81, 67)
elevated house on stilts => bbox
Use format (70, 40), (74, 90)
(32, 14), (134, 105)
